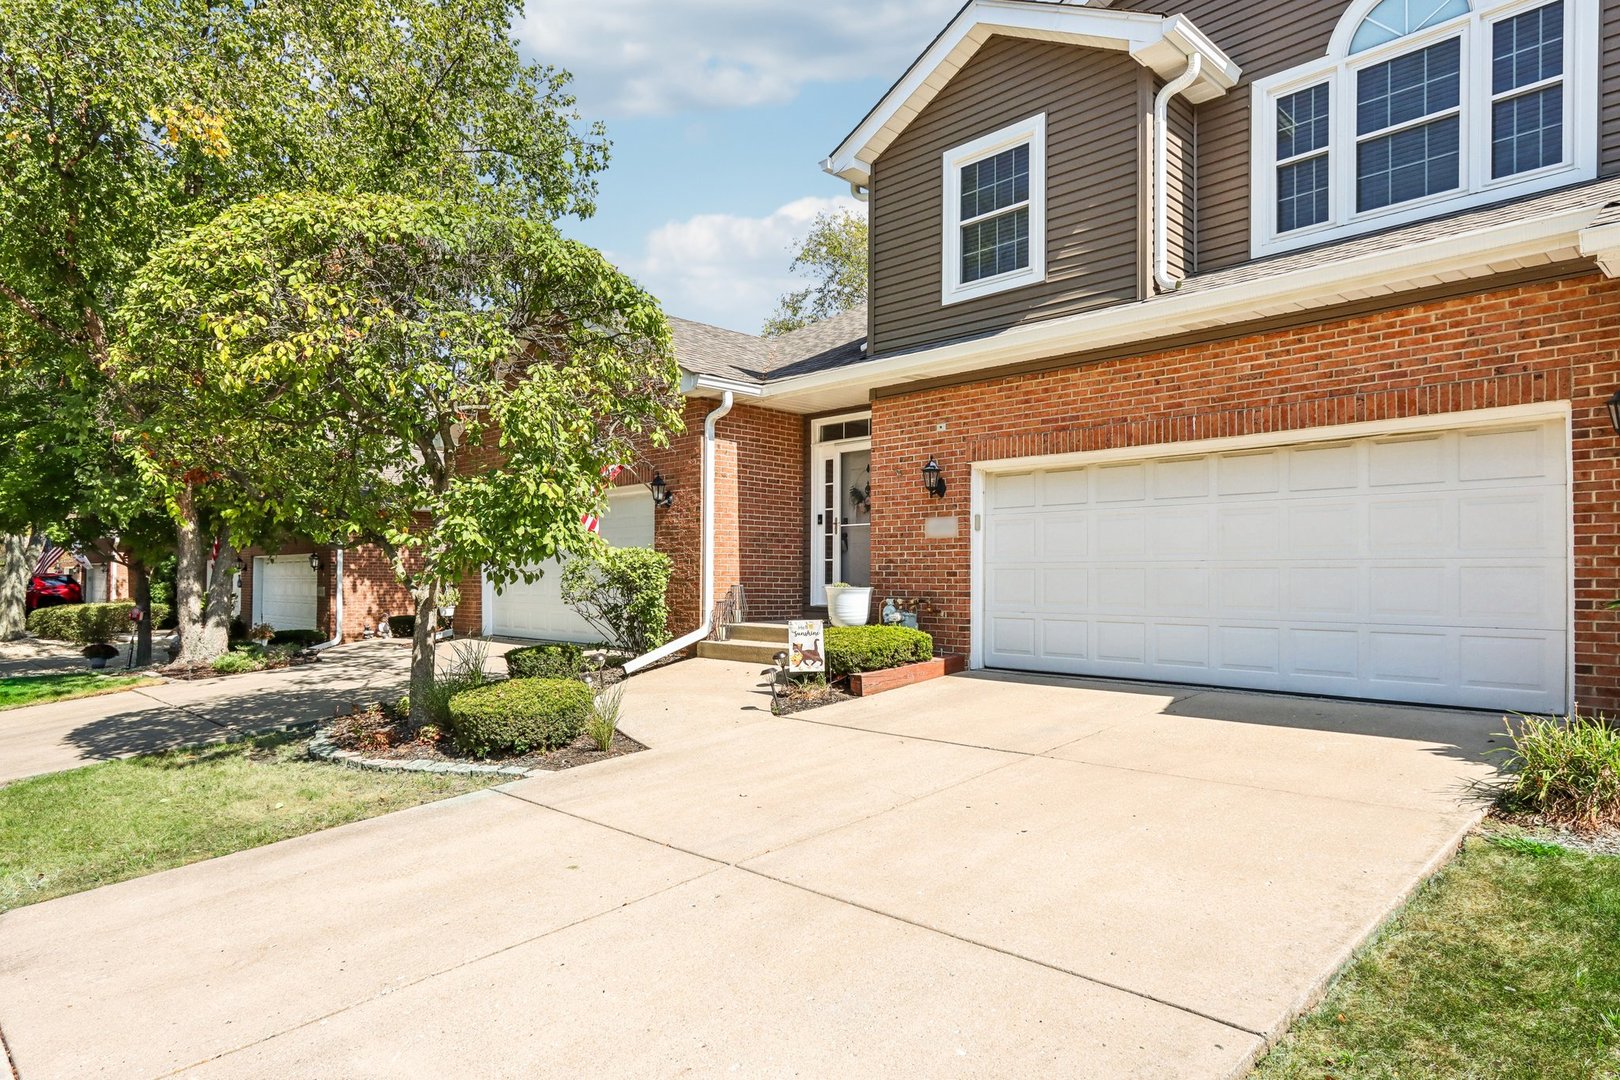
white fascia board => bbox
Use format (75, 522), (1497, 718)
(756, 202), (1602, 408)
(822, 1), (1237, 187)
(1578, 221), (1620, 279)
(679, 371), (766, 398)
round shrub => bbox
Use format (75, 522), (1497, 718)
(504, 642), (589, 680)
(824, 625), (933, 679)
(447, 678), (594, 757)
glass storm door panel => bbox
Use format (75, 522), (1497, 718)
(811, 432), (873, 599)
(838, 448), (872, 588)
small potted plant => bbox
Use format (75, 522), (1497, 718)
(437, 585), (460, 620)
(824, 582), (873, 627)
(249, 622), (275, 646)
(83, 642), (120, 670)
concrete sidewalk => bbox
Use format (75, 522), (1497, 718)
(0, 660), (1501, 1078)
(0, 639), (510, 785)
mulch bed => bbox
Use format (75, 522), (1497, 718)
(160, 652), (319, 681)
(327, 706), (645, 771)
(769, 678), (852, 717)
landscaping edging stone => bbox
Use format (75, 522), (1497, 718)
(307, 727), (540, 778)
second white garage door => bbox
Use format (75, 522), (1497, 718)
(253, 556), (318, 633)
(980, 418), (1570, 713)
(487, 489), (656, 641)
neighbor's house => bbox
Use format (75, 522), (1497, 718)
(247, 0), (1620, 715)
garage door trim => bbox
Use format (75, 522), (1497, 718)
(968, 401), (1574, 712)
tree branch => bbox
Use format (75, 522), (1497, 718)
(0, 277), (75, 344)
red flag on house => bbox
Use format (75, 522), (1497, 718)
(581, 465), (625, 534)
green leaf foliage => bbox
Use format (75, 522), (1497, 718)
(447, 677), (593, 757)
(824, 625), (933, 680)
(559, 546), (673, 656)
(26, 601), (171, 645)
(504, 643), (589, 681)
(762, 209), (868, 335)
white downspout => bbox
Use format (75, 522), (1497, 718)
(624, 390), (734, 674)
(1153, 52), (1202, 295)
(310, 546), (345, 652)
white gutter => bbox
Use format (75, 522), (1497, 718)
(624, 390), (735, 674)
(1153, 52), (1202, 294)
(310, 546), (345, 652)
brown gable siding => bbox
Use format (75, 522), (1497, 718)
(1119, 0), (1620, 272)
(869, 35), (1142, 356)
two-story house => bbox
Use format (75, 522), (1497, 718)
(253, 0), (1620, 717)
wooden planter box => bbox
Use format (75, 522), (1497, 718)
(848, 654), (967, 697)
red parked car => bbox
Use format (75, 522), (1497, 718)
(25, 574), (81, 612)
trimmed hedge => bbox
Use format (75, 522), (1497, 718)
(504, 642), (589, 680)
(387, 614), (416, 638)
(270, 628), (325, 647)
(447, 678), (593, 757)
(825, 625), (933, 679)
(27, 601), (173, 645)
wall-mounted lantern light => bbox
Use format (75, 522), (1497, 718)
(922, 455), (947, 499)
(1609, 389), (1620, 435)
(234, 556), (246, 574)
(649, 472), (675, 509)
(308, 552), (321, 573)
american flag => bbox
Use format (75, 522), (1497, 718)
(581, 465), (625, 534)
(32, 542), (66, 576)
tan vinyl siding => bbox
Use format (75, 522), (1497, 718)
(1164, 91), (1196, 282)
(869, 36), (1142, 356)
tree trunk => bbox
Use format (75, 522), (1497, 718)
(130, 558), (153, 667)
(408, 580), (440, 726)
(0, 533), (42, 639)
(172, 486), (233, 666)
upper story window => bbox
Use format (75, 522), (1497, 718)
(941, 114), (1046, 305)
(1251, 0), (1596, 257)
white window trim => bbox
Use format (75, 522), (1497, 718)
(941, 114), (1047, 306)
(1250, 0), (1597, 259)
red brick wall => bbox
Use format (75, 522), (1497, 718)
(871, 272), (1620, 712)
(447, 397), (807, 640)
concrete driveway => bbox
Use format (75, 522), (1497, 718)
(0, 660), (1500, 1078)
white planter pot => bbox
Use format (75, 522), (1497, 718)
(824, 586), (873, 627)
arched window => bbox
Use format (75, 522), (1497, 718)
(1250, 0), (1595, 257)
(1350, 0), (1472, 54)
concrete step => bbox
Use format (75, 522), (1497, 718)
(724, 622), (791, 643)
(696, 638), (788, 665)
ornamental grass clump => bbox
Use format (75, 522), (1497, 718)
(585, 682), (626, 752)
(447, 678), (593, 757)
(1496, 711), (1620, 828)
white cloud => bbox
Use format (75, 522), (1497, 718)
(518, 0), (961, 116)
(614, 194), (866, 333)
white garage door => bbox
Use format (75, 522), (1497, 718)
(981, 419), (1569, 712)
(253, 557), (318, 632)
(489, 489), (656, 641)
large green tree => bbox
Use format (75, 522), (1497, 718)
(114, 194), (682, 715)
(0, 0), (608, 661)
(762, 208), (868, 335)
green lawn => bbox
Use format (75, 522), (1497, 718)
(0, 671), (161, 711)
(1252, 834), (1620, 1079)
(0, 733), (500, 911)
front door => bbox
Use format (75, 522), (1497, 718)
(810, 414), (872, 602)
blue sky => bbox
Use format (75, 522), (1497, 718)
(516, 0), (962, 333)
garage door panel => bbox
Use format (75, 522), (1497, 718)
(490, 489), (654, 641)
(981, 418), (1569, 711)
